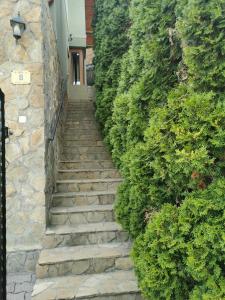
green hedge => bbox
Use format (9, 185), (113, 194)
(93, 0), (225, 298)
(93, 0), (130, 139)
(132, 179), (225, 300)
(110, 0), (181, 160)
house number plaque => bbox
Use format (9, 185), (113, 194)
(11, 71), (31, 85)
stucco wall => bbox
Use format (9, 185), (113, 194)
(49, 0), (69, 88)
(67, 0), (86, 47)
(0, 0), (63, 272)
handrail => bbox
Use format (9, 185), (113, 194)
(48, 96), (64, 142)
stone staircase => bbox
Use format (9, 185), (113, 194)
(32, 92), (141, 300)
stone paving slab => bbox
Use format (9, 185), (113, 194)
(46, 222), (122, 235)
(52, 191), (116, 207)
(39, 242), (131, 265)
(57, 169), (120, 180)
(7, 272), (36, 300)
(53, 190), (117, 197)
(57, 168), (117, 173)
(42, 222), (129, 248)
(50, 205), (115, 225)
(56, 178), (122, 184)
(32, 270), (141, 300)
(59, 160), (114, 169)
(51, 204), (114, 213)
(56, 179), (122, 193)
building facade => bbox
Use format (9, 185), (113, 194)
(49, 0), (95, 87)
(0, 0), (95, 293)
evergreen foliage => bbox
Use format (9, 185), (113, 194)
(93, 0), (130, 138)
(132, 179), (225, 300)
(110, 0), (181, 161)
(93, 0), (225, 298)
(111, 0), (182, 234)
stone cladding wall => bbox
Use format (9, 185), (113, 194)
(0, 0), (64, 274)
(41, 0), (66, 227)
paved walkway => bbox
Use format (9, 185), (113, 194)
(7, 273), (36, 300)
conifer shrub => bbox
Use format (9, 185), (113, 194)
(115, 86), (225, 238)
(177, 0), (225, 93)
(113, 0), (225, 238)
(93, 0), (130, 138)
(94, 0), (225, 297)
(130, 0), (225, 297)
(132, 179), (225, 300)
(109, 0), (182, 236)
(110, 0), (181, 161)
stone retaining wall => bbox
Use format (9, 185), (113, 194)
(0, 0), (63, 274)
(41, 0), (66, 226)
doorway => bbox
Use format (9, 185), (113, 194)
(70, 49), (85, 86)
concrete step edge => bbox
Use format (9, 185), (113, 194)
(32, 270), (140, 300)
(56, 179), (122, 184)
(53, 190), (117, 198)
(58, 169), (118, 173)
(50, 204), (114, 214)
(38, 242), (131, 265)
(46, 222), (123, 235)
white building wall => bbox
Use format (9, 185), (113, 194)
(66, 0), (86, 48)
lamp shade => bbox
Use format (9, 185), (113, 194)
(10, 13), (26, 40)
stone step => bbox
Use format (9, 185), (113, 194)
(58, 169), (120, 180)
(50, 204), (115, 225)
(56, 178), (122, 193)
(32, 270), (141, 300)
(67, 98), (95, 103)
(67, 103), (94, 107)
(60, 153), (111, 161)
(36, 243), (132, 279)
(67, 107), (95, 112)
(63, 130), (100, 135)
(67, 105), (95, 109)
(62, 145), (108, 154)
(63, 140), (104, 147)
(66, 107), (95, 110)
(66, 112), (96, 117)
(63, 134), (102, 141)
(64, 124), (99, 130)
(59, 160), (114, 169)
(42, 222), (129, 248)
(66, 110), (95, 116)
(67, 98), (94, 103)
(67, 103), (94, 108)
(52, 190), (116, 207)
(66, 117), (97, 122)
(63, 145), (106, 151)
(65, 120), (96, 124)
(64, 129), (100, 136)
(63, 126), (101, 136)
(65, 120), (98, 126)
(61, 152), (111, 161)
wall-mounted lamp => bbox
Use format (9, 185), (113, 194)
(69, 34), (73, 42)
(10, 13), (26, 40)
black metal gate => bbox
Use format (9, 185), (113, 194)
(0, 89), (6, 300)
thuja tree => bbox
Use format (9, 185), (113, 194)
(132, 0), (225, 298)
(110, 0), (181, 162)
(94, 0), (225, 297)
(93, 0), (130, 139)
(110, 0), (182, 235)
(133, 180), (225, 299)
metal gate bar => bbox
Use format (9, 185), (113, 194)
(0, 89), (6, 300)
